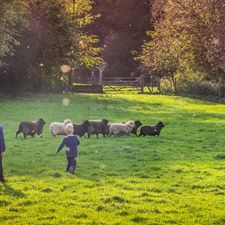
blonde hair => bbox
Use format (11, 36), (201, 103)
(64, 124), (74, 135)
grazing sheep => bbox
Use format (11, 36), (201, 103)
(106, 123), (111, 136)
(139, 122), (165, 137)
(16, 118), (46, 139)
(73, 120), (89, 137)
(131, 120), (142, 136)
(87, 119), (109, 138)
(109, 121), (135, 136)
(49, 119), (72, 137)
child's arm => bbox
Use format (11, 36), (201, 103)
(56, 139), (65, 154)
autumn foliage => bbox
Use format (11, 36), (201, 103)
(141, 0), (225, 96)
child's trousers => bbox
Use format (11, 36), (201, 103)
(0, 155), (4, 181)
(66, 156), (76, 173)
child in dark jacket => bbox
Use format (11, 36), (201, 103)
(56, 124), (80, 173)
(0, 125), (6, 183)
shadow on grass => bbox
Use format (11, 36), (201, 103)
(3, 183), (26, 198)
(178, 93), (225, 104)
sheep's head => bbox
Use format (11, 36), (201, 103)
(134, 120), (142, 128)
(126, 121), (134, 126)
(64, 119), (72, 125)
(126, 121), (135, 129)
(157, 122), (165, 128)
(38, 118), (46, 125)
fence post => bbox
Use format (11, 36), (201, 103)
(99, 71), (103, 85)
(97, 63), (108, 85)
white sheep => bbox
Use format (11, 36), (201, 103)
(109, 121), (135, 136)
(49, 119), (72, 137)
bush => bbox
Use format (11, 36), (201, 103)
(159, 70), (224, 97)
(160, 78), (175, 94)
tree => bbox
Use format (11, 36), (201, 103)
(141, 0), (225, 95)
(0, 0), (102, 92)
(0, 0), (28, 66)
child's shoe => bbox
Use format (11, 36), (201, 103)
(69, 167), (74, 174)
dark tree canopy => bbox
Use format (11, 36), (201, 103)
(0, 0), (102, 93)
(0, 0), (152, 94)
(90, 0), (151, 77)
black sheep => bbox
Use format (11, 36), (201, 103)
(131, 120), (142, 136)
(73, 120), (89, 137)
(139, 122), (165, 137)
(87, 119), (109, 138)
(16, 118), (46, 139)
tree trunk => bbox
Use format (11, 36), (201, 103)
(99, 71), (103, 85)
(171, 75), (177, 94)
(157, 77), (161, 93)
(218, 75), (222, 98)
(140, 75), (145, 93)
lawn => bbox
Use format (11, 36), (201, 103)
(0, 91), (225, 225)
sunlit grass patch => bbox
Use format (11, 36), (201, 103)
(0, 91), (225, 224)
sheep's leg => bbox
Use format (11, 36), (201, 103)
(16, 130), (20, 138)
(16, 126), (23, 138)
(87, 133), (91, 139)
(36, 131), (42, 138)
(51, 130), (56, 137)
(23, 133), (27, 139)
(96, 134), (99, 139)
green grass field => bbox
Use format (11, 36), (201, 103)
(1, 91), (225, 225)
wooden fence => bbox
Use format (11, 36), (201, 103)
(103, 76), (160, 93)
(73, 75), (160, 93)
(102, 77), (141, 91)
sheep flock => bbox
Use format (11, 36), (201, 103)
(16, 118), (165, 139)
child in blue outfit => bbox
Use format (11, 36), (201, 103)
(56, 124), (80, 173)
(0, 125), (6, 183)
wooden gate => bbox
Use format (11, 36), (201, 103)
(103, 77), (141, 91)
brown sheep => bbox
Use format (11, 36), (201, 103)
(87, 119), (109, 138)
(131, 120), (142, 136)
(73, 120), (89, 137)
(16, 118), (46, 139)
(139, 122), (165, 137)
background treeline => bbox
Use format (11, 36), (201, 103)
(1, 0), (225, 97)
(0, 0), (152, 94)
(0, 0), (102, 94)
(141, 0), (225, 96)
